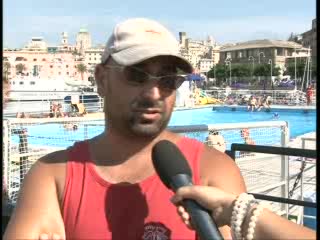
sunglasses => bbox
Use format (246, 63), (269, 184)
(105, 65), (186, 90)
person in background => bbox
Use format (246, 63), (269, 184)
(240, 128), (255, 145)
(247, 96), (256, 111)
(306, 85), (313, 106)
(205, 130), (226, 153)
(171, 185), (316, 240)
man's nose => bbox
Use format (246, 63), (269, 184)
(141, 83), (162, 100)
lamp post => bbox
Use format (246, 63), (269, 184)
(249, 56), (255, 81)
(268, 59), (273, 90)
(225, 58), (232, 86)
(294, 45), (297, 90)
(258, 52), (265, 86)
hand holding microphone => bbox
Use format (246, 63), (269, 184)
(152, 140), (224, 240)
(155, 142), (316, 240)
(170, 186), (237, 228)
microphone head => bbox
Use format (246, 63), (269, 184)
(152, 140), (192, 189)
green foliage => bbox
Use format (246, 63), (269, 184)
(254, 63), (280, 76)
(231, 63), (251, 77)
(3, 62), (11, 80)
(208, 64), (227, 79)
(284, 61), (306, 78)
(76, 63), (88, 80)
(15, 63), (26, 75)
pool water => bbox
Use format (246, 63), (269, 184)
(12, 107), (316, 148)
(170, 107), (316, 138)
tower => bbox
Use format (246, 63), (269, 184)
(179, 32), (187, 48)
(76, 28), (92, 55)
(61, 32), (68, 45)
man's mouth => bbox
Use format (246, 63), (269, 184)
(134, 109), (162, 121)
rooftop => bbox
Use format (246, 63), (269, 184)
(220, 39), (303, 52)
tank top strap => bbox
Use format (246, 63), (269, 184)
(177, 137), (204, 185)
(67, 141), (90, 163)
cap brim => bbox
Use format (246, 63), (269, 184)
(111, 46), (193, 73)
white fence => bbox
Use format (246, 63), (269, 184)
(3, 117), (316, 223)
(3, 89), (316, 117)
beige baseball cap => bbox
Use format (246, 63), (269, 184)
(101, 18), (193, 73)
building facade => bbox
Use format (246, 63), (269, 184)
(178, 32), (220, 72)
(300, 18), (317, 62)
(76, 28), (92, 55)
(3, 50), (89, 81)
(219, 39), (309, 75)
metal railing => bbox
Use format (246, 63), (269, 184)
(229, 143), (316, 227)
(204, 89), (316, 106)
(4, 91), (104, 117)
(3, 89), (316, 118)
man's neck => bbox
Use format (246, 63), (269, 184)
(90, 129), (176, 166)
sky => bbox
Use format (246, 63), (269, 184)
(3, 0), (316, 48)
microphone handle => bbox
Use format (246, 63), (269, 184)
(170, 174), (223, 240)
(183, 199), (223, 240)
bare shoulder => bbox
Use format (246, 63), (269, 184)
(38, 149), (69, 203)
(199, 145), (246, 194)
(3, 149), (68, 239)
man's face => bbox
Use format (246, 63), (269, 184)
(96, 56), (185, 138)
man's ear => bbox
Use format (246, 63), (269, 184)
(95, 64), (107, 97)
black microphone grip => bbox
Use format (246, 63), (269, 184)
(183, 199), (223, 240)
(170, 174), (223, 240)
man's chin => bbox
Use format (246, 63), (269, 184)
(130, 123), (165, 138)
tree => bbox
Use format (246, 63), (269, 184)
(288, 32), (301, 44)
(231, 64), (251, 78)
(284, 61), (306, 79)
(3, 62), (11, 81)
(208, 64), (228, 86)
(15, 63), (26, 75)
(75, 63), (87, 80)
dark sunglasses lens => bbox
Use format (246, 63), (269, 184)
(125, 67), (148, 84)
(159, 76), (185, 90)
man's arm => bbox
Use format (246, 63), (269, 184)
(200, 146), (247, 239)
(4, 153), (66, 240)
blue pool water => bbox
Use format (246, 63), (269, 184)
(12, 107), (316, 149)
(169, 107), (316, 138)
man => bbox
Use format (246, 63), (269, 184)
(4, 18), (246, 240)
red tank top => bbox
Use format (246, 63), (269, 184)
(62, 137), (203, 240)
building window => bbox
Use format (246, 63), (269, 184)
(33, 58), (37, 61)
(42, 58), (46, 61)
(50, 65), (53, 68)
(58, 72), (61, 75)
(66, 65), (69, 68)
(67, 72), (69, 75)
(19, 81), (24, 85)
(276, 48), (284, 56)
(30, 81), (35, 85)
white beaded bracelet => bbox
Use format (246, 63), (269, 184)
(230, 193), (256, 240)
(244, 203), (270, 240)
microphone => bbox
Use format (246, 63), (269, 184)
(152, 140), (223, 240)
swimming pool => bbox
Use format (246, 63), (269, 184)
(11, 107), (316, 149)
(169, 107), (316, 138)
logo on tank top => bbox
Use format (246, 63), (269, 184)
(142, 222), (171, 240)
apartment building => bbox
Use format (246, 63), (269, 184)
(178, 32), (220, 72)
(219, 39), (309, 74)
